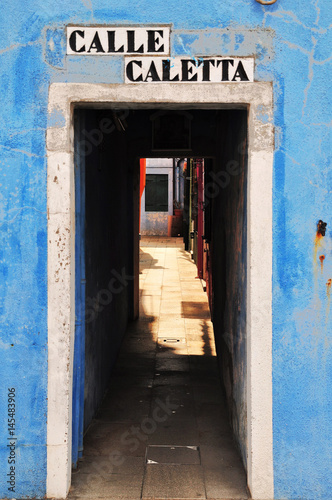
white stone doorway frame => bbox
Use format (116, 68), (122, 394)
(46, 82), (274, 500)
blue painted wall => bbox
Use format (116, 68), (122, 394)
(0, 1), (331, 498)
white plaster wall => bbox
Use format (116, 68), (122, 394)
(141, 158), (173, 235)
(47, 82), (274, 500)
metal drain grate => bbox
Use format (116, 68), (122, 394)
(158, 338), (186, 344)
(146, 445), (200, 465)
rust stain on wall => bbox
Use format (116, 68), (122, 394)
(317, 220), (327, 237)
(314, 221), (327, 282)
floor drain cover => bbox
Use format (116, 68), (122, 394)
(146, 445), (200, 465)
(158, 338), (186, 344)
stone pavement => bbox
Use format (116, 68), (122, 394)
(68, 237), (248, 500)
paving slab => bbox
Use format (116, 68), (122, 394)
(77, 455), (146, 476)
(70, 470), (143, 498)
(156, 357), (190, 372)
(204, 465), (248, 499)
(147, 420), (199, 446)
(142, 464), (206, 499)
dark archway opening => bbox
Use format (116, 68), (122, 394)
(72, 107), (248, 498)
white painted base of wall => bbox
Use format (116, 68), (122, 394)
(47, 82), (274, 499)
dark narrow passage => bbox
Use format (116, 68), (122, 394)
(72, 107), (248, 499)
(69, 237), (247, 500)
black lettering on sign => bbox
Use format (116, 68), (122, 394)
(217, 59), (234, 81)
(124, 57), (254, 83)
(87, 32), (105, 53)
(69, 30), (85, 53)
(107, 31), (124, 53)
(147, 30), (165, 52)
(126, 60), (143, 82)
(181, 59), (198, 82)
(162, 60), (180, 81)
(145, 61), (161, 81)
(232, 61), (249, 81)
(127, 31), (144, 53)
(200, 59), (215, 82)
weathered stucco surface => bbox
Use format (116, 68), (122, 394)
(0, 1), (331, 499)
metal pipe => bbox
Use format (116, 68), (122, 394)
(255, 0), (277, 4)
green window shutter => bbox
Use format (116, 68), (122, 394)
(145, 174), (169, 212)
